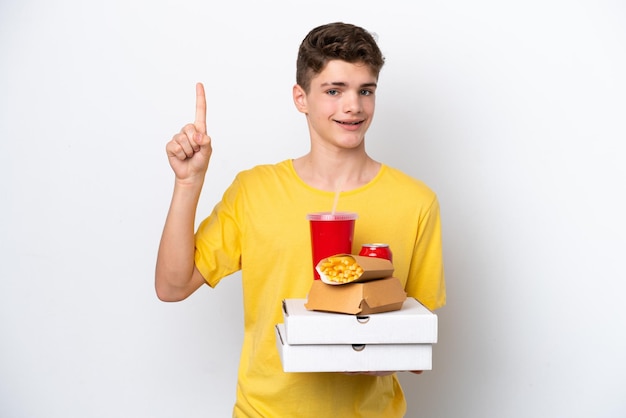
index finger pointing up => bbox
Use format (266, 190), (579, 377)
(194, 82), (207, 134)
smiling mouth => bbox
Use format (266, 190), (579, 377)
(336, 120), (363, 125)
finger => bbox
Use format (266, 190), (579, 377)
(167, 135), (194, 160)
(166, 139), (187, 161)
(194, 82), (207, 134)
(182, 124), (201, 152)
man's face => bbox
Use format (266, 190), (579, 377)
(296, 60), (377, 151)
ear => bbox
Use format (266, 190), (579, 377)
(292, 84), (308, 114)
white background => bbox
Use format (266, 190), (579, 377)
(1, 1), (625, 417)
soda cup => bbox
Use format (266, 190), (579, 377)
(307, 212), (358, 280)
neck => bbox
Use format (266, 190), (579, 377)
(293, 151), (381, 192)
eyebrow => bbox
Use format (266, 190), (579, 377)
(321, 81), (378, 89)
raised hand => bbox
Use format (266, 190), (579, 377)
(165, 82), (213, 183)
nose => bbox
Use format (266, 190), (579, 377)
(343, 91), (362, 113)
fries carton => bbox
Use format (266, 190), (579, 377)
(316, 254), (394, 285)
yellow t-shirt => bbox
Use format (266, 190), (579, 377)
(195, 159), (446, 418)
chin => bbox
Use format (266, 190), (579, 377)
(338, 137), (366, 149)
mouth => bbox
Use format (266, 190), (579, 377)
(335, 120), (363, 126)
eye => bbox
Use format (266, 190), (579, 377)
(360, 89), (374, 96)
(327, 89), (340, 96)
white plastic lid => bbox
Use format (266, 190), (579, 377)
(306, 212), (358, 221)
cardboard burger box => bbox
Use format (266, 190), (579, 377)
(282, 297), (438, 345)
(275, 324), (433, 372)
(306, 277), (407, 315)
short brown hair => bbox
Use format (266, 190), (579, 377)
(296, 22), (385, 92)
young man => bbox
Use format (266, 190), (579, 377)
(156, 22), (446, 417)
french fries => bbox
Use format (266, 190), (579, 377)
(319, 256), (364, 284)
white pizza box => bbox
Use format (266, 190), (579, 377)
(275, 324), (432, 372)
(282, 297), (437, 345)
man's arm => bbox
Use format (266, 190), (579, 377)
(155, 83), (212, 302)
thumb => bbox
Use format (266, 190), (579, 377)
(195, 132), (213, 155)
(193, 131), (205, 145)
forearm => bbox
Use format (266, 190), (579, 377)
(155, 181), (204, 301)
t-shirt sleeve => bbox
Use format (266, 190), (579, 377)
(194, 176), (243, 287)
(405, 195), (446, 311)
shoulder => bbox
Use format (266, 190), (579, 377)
(235, 160), (291, 180)
(231, 160), (294, 191)
(380, 164), (437, 199)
